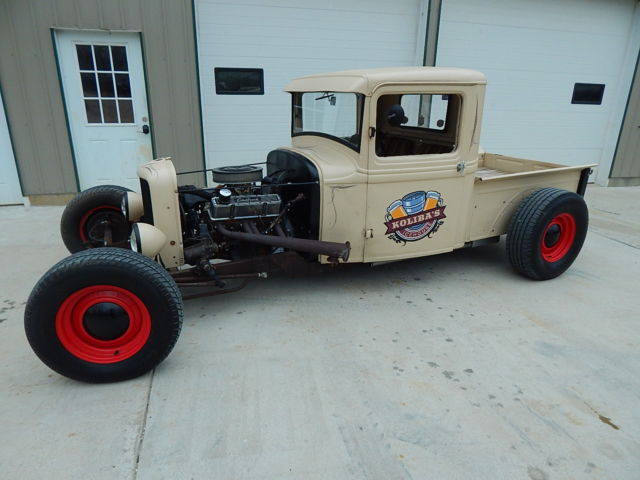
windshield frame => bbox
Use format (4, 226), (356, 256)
(291, 92), (365, 152)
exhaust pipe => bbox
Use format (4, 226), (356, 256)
(217, 224), (350, 263)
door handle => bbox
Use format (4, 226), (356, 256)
(141, 124), (150, 134)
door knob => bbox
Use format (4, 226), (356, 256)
(142, 124), (150, 134)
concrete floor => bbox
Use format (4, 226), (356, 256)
(0, 186), (638, 480)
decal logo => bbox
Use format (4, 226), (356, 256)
(385, 191), (446, 243)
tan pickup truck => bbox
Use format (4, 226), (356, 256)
(25, 67), (594, 383)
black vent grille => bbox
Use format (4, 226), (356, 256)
(140, 179), (154, 225)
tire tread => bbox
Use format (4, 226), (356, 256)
(60, 185), (131, 253)
(506, 188), (587, 280)
(25, 248), (183, 382)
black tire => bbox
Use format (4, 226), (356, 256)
(24, 248), (183, 383)
(60, 185), (132, 253)
(211, 165), (263, 183)
(506, 188), (588, 280)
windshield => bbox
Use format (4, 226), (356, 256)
(292, 92), (364, 151)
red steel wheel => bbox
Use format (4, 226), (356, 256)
(56, 285), (151, 364)
(60, 185), (132, 253)
(507, 188), (588, 280)
(78, 205), (122, 243)
(540, 213), (577, 263)
(24, 248), (183, 383)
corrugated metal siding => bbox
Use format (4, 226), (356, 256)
(0, 1), (75, 194)
(611, 53), (640, 184)
(0, 0), (204, 195)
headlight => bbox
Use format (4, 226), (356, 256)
(121, 194), (128, 217)
(130, 223), (167, 258)
(122, 192), (144, 221)
(129, 225), (139, 252)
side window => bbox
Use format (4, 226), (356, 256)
(375, 94), (460, 157)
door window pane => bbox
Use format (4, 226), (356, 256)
(101, 100), (118, 123)
(111, 46), (128, 71)
(115, 74), (131, 98)
(76, 45), (94, 70)
(80, 72), (98, 97)
(84, 100), (102, 123)
(94, 46), (112, 71)
(118, 100), (134, 123)
(98, 73), (115, 97)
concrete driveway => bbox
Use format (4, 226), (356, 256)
(1, 186), (638, 480)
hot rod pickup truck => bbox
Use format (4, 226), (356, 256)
(25, 67), (594, 382)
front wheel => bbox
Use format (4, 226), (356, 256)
(60, 185), (132, 253)
(506, 188), (588, 280)
(24, 248), (183, 383)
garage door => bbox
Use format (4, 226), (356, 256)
(0, 89), (23, 205)
(195, 0), (423, 171)
(437, 0), (637, 170)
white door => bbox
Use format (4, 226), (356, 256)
(0, 89), (23, 205)
(194, 0), (423, 170)
(437, 0), (637, 170)
(55, 30), (153, 190)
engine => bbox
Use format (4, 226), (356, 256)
(208, 191), (281, 221)
(176, 164), (296, 269)
(123, 152), (349, 280)
(172, 152), (348, 277)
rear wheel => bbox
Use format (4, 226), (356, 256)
(60, 185), (132, 253)
(506, 188), (588, 280)
(24, 248), (183, 383)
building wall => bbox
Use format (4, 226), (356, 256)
(0, 0), (637, 194)
(0, 0), (204, 195)
(0, 85), (24, 204)
(610, 36), (640, 185)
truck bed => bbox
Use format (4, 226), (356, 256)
(475, 153), (589, 182)
(468, 153), (594, 242)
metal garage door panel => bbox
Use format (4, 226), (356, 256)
(437, 0), (636, 169)
(195, 0), (422, 170)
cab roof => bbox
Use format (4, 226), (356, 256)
(284, 67), (486, 95)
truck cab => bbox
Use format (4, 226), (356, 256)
(282, 67), (592, 263)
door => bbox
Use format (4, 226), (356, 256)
(55, 30), (153, 190)
(363, 89), (475, 262)
(436, 0), (636, 169)
(0, 88), (23, 205)
(611, 55), (640, 183)
(194, 0), (423, 170)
